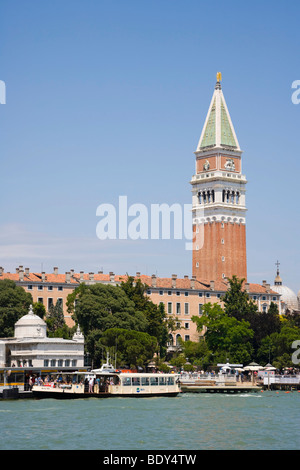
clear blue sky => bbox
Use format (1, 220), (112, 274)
(0, 0), (299, 294)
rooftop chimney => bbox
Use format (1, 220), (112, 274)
(210, 280), (215, 291)
(80, 271), (84, 282)
(191, 276), (196, 289)
(19, 270), (24, 282)
(109, 272), (115, 283)
(89, 272), (94, 282)
(172, 274), (177, 288)
(151, 274), (157, 288)
(41, 272), (46, 282)
(53, 267), (58, 275)
(25, 268), (30, 276)
(66, 272), (71, 283)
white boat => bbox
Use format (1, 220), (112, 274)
(32, 356), (181, 399)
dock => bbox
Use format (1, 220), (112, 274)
(0, 387), (33, 399)
(180, 383), (262, 393)
(262, 375), (300, 391)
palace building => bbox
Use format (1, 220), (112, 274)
(0, 267), (282, 347)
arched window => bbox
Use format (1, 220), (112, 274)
(176, 334), (182, 346)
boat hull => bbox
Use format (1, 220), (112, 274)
(32, 390), (180, 399)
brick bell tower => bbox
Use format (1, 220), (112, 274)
(191, 73), (247, 281)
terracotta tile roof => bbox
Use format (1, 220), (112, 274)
(0, 270), (280, 295)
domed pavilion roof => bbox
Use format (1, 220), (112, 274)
(271, 264), (298, 312)
(14, 305), (47, 338)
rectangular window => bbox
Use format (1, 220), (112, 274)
(58, 286), (63, 291)
(132, 377), (140, 386)
(159, 377), (166, 386)
(37, 297), (43, 304)
(159, 290), (164, 295)
(44, 360), (49, 367)
(27, 285), (33, 290)
(185, 322), (189, 329)
(176, 303), (181, 314)
(122, 377), (131, 386)
(150, 377), (158, 386)
(48, 298), (53, 310)
(141, 376), (149, 386)
(48, 286), (53, 291)
(184, 303), (189, 315)
(167, 291), (172, 296)
(184, 335), (190, 342)
(167, 302), (172, 314)
(184, 291), (189, 297)
(199, 304), (203, 315)
(198, 292), (203, 297)
(38, 285), (43, 291)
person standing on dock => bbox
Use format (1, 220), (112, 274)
(89, 376), (94, 393)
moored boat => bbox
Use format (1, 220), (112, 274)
(32, 357), (181, 399)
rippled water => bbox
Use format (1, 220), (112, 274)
(0, 391), (299, 450)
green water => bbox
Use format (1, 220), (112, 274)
(0, 392), (299, 450)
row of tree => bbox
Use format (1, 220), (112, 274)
(0, 276), (299, 370)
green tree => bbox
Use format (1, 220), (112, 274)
(100, 327), (158, 370)
(257, 324), (300, 369)
(46, 300), (73, 339)
(32, 301), (46, 319)
(222, 277), (283, 359)
(179, 339), (212, 370)
(222, 275), (258, 322)
(120, 276), (169, 352)
(67, 283), (148, 336)
(0, 279), (32, 337)
(192, 302), (254, 364)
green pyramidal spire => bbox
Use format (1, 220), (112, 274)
(197, 74), (240, 151)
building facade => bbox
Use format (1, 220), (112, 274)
(0, 304), (84, 368)
(191, 74), (247, 281)
(0, 266), (282, 347)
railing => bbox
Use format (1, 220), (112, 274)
(263, 375), (300, 385)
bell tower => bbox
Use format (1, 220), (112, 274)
(191, 73), (247, 281)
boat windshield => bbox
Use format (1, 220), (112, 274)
(121, 375), (175, 387)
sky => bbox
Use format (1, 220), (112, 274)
(0, 0), (299, 294)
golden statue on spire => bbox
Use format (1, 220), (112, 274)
(216, 72), (222, 82)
